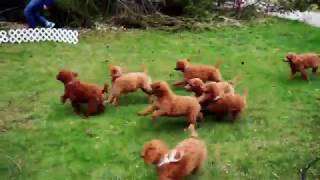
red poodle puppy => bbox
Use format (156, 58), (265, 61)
(184, 78), (205, 97)
(141, 124), (207, 180)
(284, 52), (320, 80)
(206, 91), (247, 121)
(56, 70), (106, 116)
(174, 58), (223, 86)
(108, 65), (152, 105)
(138, 81), (203, 129)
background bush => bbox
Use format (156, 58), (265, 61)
(1, 0), (319, 27)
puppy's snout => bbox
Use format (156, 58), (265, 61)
(56, 74), (62, 81)
(184, 84), (191, 91)
(174, 67), (179, 71)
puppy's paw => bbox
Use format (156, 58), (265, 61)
(137, 111), (146, 116)
(61, 96), (66, 103)
(151, 115), (157, 121)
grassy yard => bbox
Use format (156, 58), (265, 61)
(0, 18), (320, 180)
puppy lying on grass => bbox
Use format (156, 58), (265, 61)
(108, 65), (152, 105)
(284, 52), (320, 81)
(138, 81), (203, 129)
(56, 70), (107, 117)
(141, 124), (207, 180)
(174, 58), (223, 86)
(205, 90), (248, 121)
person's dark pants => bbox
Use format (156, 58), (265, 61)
(24, 0), (49, 28)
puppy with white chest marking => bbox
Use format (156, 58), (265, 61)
(141, 124), (207, 180)
(138, 81), (203, 129)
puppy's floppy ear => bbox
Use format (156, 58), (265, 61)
(154, 84), (161, 89)
(73, 72), (78, 77)
(109, 64), (114, 70)
(173, 150), (184, 162)
(111, 69), (117, 74)
(290, 54), (302, 64)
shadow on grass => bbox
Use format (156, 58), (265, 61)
(139, 113), (240, 135)
(114, 93), (150, 107)
(47, 102), (85, 120)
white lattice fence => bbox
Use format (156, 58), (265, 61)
(0, 28), (79, 44)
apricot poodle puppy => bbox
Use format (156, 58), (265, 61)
(141, 124), (207, 180)
(284, 52), (320, 80)
(138, 81), (203, 128)
(186, 75), (240, 99)
(108, 65), (152, 105)
(198, 81), (237, 105)
(174, 58), (223, 86)
(184, 78), (205, 97)
(56, 70), (106, 116)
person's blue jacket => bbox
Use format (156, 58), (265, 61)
(26, 0), (54, 10)
(44, 0), (54, 7)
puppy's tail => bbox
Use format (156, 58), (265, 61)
(242, 88), (248, 99)
(188, 124), (199, 138)
(229, 74), (241, 87)
(142, 64), (148, 74)
(214, 59), (223, 69)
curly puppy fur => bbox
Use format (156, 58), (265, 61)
(138, 81), (203, 128)
(108, 65), (152, 105)
(206, 91), (247, 121)
(284, 52), (320, 80)
(56, 70), (106, 116)
(174, 58), (223, 86)
(198, 81), (235, 105)
(141, 125), (207, 180)
(109, 65), (123, 82)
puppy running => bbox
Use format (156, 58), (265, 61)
(174, 58), (223, 86)
(138, 81), (203, 128)
(186, 75), (240, 99)
(184, 78), (205, 97)
(108, 65), (152, 105)
(141, 124), (207, 180)
(198, 75), (241, 105)
(56, 70), (106, 116)
(284, 52), (320, 81)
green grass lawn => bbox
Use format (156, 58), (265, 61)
(1, 18), (320, 180)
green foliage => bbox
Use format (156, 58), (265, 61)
(278, 0), (316, 11)
(1, 19), (320, 179)
(54, 0), (116, 27)
(183, 0), (214, 16)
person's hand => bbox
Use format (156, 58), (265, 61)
(43, 5), (48, 10)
